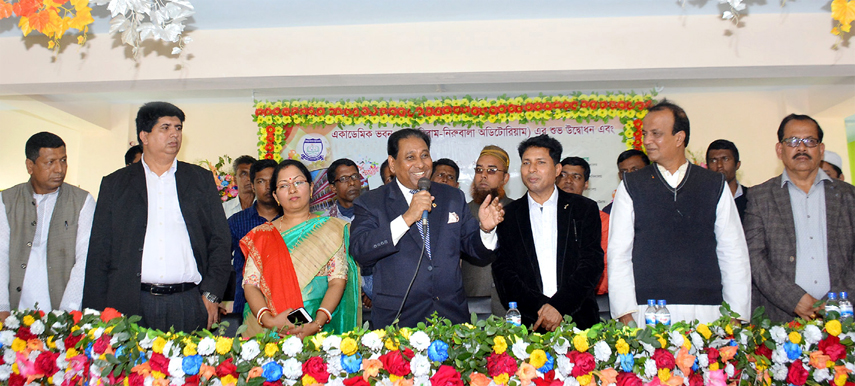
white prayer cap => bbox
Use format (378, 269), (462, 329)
(824, 151), (843, 170)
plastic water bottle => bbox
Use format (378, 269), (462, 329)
(839, 292), (853, 320)
(644, 299), (658, 327)
(505, 302), (522, 326)
(826, 292), (840, 316)
(656, 300), (671, 326)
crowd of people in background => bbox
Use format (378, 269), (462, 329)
(1, 99), (854, 338)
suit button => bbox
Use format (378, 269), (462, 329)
(21, 264), (26, 269)
(136, 272), (141, 277)
(26, 242), (32, 247)
(789, 256), (795, 262)
(31, 221), (36, 226)
(434, 297), (439, 301)
(427, 265), (433, 271)
(139, 247), (144, 252)
(16, 287), (21, 292)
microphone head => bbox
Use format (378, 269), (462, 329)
(418, 177), (431, 192)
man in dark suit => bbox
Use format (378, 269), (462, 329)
(350, 129), (505, 328)
(706, 139), (749, 221)
(83, 102), (232, 333)
(746, 114), (855, 322)
(493, 135), (604, 331)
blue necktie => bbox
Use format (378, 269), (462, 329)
(410, 189), (432, 259)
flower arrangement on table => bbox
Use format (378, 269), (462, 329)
(199, 155), (238, 202)
(0, 304), (853, 386)
(252, 92), (657, 162)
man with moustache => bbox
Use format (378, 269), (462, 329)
(350, 129), (505, 328)
(323, 158), (363, 222)
(223, 156), (257, 219)
(492, 135), (603, 330)
(746, 114), (855, 322)
(227, 159), (280, 323)
(602, 150), (649, 215)
(463, 145), (514, 317)
(608, 100), (751, 325)
(431, 158), (461, 189)
(706, 140), (749, 221)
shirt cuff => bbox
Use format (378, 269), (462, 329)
(480, 228), (497, 250)
(390, 216), (409, 246)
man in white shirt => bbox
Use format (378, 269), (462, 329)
(222, 155), (256, 219)
(0, 132), (95, 319)
(608, 100), (751, 325)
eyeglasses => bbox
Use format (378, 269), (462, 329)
(334, 174), (361, 184)
(277, 180), (309, 190)
(560, 172), (585, 182)
(475, 167), (504, 175)
(781, 137), (820, 148)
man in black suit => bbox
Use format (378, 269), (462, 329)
(707, 139), (749, 221)
(493, 134), (603, 331)
(350, 129), (504, 328)
(83, 102), (232, 333)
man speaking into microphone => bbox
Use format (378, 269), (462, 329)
(351, 129), (505, 328)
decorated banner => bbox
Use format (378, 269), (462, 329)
(252, 92), (656, 210)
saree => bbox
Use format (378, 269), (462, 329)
(240, 216), (360, 337)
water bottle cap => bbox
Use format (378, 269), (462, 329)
(842, 292), (849, 298)
(829, 292), (838, 299)
(509, 302), (517, 309)
(648, 299), (656, 306)
(657, 299), (666, 306)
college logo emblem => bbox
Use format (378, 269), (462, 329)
(298, 134), (328, 162)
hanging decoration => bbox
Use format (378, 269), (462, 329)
(93, 0), (195, 56)
(0, 0), (94, 50)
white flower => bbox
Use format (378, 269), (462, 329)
(282, 336), (303, 357)
(846, 362), (855, 374)
(512, 341), (530, 360)
(163, 340), (176, 357)
(282, 358), (303, 379)
(170, 376), (186, 386)
(771, 347), (789, 364)
(29, 350), (40, 362)
(563, 376), (580, 386)
(803, 325), (822, 346)
(242, 340), (261, 361)
(51, 322), (64, 334)
(327, 354), (343, 375)
(411, 354), (431, 377)
(413, 376), (431, 386)
(644, 358), (657, 378)
(555, 355), (573, 377)
(409, 331), (431, 352)
(725, 363), (734, 377)
(376, 378), (394, 386)
(813, 368), (832, 383)
(54, 339), (65, 352)
(361, 332), (383, 352)
(3, 350), (15, 364)
(197, 337), (216, 356)
(140, 334), (155, 349)
(52, 370), (65, 386)
(739, 331), (750, 346)
(3, 315), (19, 329)
(168, 357), (185, 378)
(83, 308), (100, 315)
(668, 332), (684, 348)
(640, 341), (655, 356)
(0, 331), (15, 346)
(553, 337), (570, 355)
(29, 320), (45, 335)
(322, 335), (342, 356)
(327, 378), (345, 386)
(210, 379), (223, 386)
(0, 364), (11, 380)
(91, 327), (104, 339)
(56, 354), (68, 370)
(593, 341), (612, 362)
(770, 326), (787, 344)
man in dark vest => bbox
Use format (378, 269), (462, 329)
(0, 132), (95, 320)
(607, 100), (751, 325)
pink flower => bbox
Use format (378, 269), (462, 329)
(707, 369), (727, 386)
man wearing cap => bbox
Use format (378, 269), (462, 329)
(463, 145), (515, 317)
(821, 151), (846, 182)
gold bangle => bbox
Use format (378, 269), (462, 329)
(257, 310), (272, 327)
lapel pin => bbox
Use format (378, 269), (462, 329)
(564, 204), (568, 209)
(432, 203), (437, 208)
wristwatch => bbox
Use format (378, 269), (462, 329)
(202, 291), (221, 304)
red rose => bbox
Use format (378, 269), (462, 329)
(380, 350), (412, 376)
(9, 373), (26, 386)
(216, 358), (238, 378)
(35, 351), (59, 376)
(264, 382), (284, 386)
(533, 370), (563, 386)
(615, 372), (643, 386)
(128, 373), (146, 386)
(107, 370), (125, 385)
(92, 334), (111, 355)
(184, 375), (200, 386)
(303, 356), (330, 384)
(687, 373), (704, 386)
(818, 335), (846, 361)
(150, 353), (171, 375)
(705, 348), (720, 363)
(430, 365), (464, 386)
(63, 374), (83, 386)
(570, 352), (596, 377)
(486, 352), (518, 377)
(69, 310), (82, 324)
(786, 361), (808, 386)
(652, 348), (676, 370)
(99, 306), (121, 324)
(344, 376), (370, 386)
(15, 327), (35, 341)
(755, 343), (773, 359)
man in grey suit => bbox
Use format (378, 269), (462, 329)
(746, 114), (855, 322)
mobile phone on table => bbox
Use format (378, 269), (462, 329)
(287, 307), (313, 324)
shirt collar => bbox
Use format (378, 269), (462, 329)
(781, 168), (831, 188)
(655, 161), (689, 179)
(527, 185), (559, 210)
(734, 182), (744, 199)
(141, 154), (178, 177)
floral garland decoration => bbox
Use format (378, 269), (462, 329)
(0, 304), (854, 386)
(0, 0), (94, 50)
(198, 155), (238, 202)
(252, 92), (656, 162)
(832, 0), (855, 49)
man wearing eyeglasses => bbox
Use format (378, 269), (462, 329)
(463, 146), (514, 318)
(745, 114), (855, 322)
(323, 158), (363, 222)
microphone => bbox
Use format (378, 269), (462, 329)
(417, 177), (431, 226)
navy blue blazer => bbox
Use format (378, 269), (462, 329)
(350, 181), (494, 328)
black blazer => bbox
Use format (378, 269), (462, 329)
(349, 181), (493, 328)
(493, 188), (603, 330)
(82, 161), (232, 316)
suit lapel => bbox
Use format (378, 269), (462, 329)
(824, 180), (842, 272)
(772, 176), (797, 259)
(515, 194), (543, 291)
(386, 184), (423, 246)
(128, 162), (147, 207)
(556, 192), (572, 282)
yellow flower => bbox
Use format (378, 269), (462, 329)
(826, 320), (842, 336)
(183, 342), (197, 357)
(22, 315), (35, 326)
(831, 0), (855, 27)
(400, 328), (412, 340)
(216, 337), (233, 355)
(389, 374), (403, 382)
(46, 336), (56, 349)
(12, 363), (18, 375)
(493, 374), (509, 385)
(616, 338), (630, 355)
(658, 368), (671, 382)
(221, 374), (237, 386)
(573, 334), (589, 352)
(152, 371), (166, 379)
(66, 348), (79, 359)
(493, 336), (508, 355)
(682, 336), (691, 351)
(311, 332), (327, 350)
(657, 335), (667, 348)
(725, 324), (734, 336)
(530, 349), (547, 368)
(385, 337), (400, 351)
(835, 373), (848, 386)
(152, 337), (167, 354)
(788, 331), (802, 344)
(709, 362), (719, 371)
(302, 375), (317, 385)
(11, 338), (26, 352)
(577, 374), (592, 385)
(264, 342), (278, 357)
(341, 337), (358, 356)
(697, 324), (712, 340)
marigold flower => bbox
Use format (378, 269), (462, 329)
(493, 336), (508, 355)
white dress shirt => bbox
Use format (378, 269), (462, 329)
(0, 186), (95, 312)
(389, 179), (497, 249)
(222, 197), (243, 219)
(527, 186), (559, 297)
(608, 162), (751, 323)
(140, 155), (201, 285)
